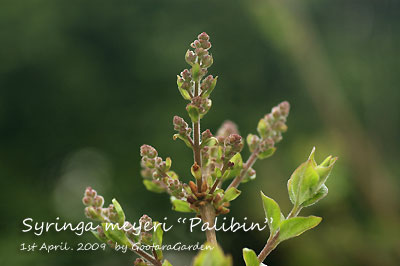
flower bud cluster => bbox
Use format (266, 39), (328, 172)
(216, 121), (239, 143)
(140, 145), (186, 199)
(173, 115), (191, 136)
(186, 96), (212, 122)
(255, 101), (290, 152)
(223, 134), (244, 163)
(83, 187), (105, 221)
(139, 215), (153, 244)
(189, 32), (213, 69)
(211, 193), (231, 215)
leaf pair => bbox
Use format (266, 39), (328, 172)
(260, 192), (322, 242)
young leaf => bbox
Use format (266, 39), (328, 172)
(143, 180), (165, 193)
(170, 197), (195, 213)
(187, 105), (200, 122)
(193, 244), (232, 266)
(112, 199), (125, 225)
(260, 192), (282, 234)
(101, 223), (132, 247)
(243, 248), (259, 266)
(152, 222), (164, 260)
(223, 187), (241, 202)
(278, 216), (322, 242)
(257, 147), (276, 160)
(173, 134), (193, 148)
(162, 260), (173, 266)
(300, 185), (328, 207)
(177, 75), (191, 100)
(225, 153), (243, 180)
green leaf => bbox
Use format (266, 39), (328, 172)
(243, 248), (259, 266)
(225, 153), (243, 180)
(202, 76), (218, 98)
(193, 244), (232, 266)
(173, 134), (193, 148)
(143, 180), (165, 193)
(191, 63), (201, 81)
(300, 185), (328, 207)
(101, 223), (131, 247)
(187, 105), (200, 122)
(162, 260), (173, 266)
(257, 119), (268, 138)
(223, 187), (241, 202)
(260, 192), (282, 234)
(170, 197), (195, 213)
(112, 199), (125, 225)
(152, 222), (164, 260)
(278, 216), (322, 242)
(177, 75), (191, 100)
(91, 230), (106, 242)
(257, 147), (276, 160)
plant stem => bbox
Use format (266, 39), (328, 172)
(257, 232), (280, 262)
(257, 204), (302, 263)
(132, 247), (161, 266)
(191, 79), (217, 244)
(199, 202), (217, 245)
(228, 146), (260, 189)
(209, 163), (229, 194)
(193, 80), (202, 192)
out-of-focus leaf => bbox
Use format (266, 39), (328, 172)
(243, 248), (259, 266)
(193, 244), (232, 266)
(112, 199), (125, 225)
(143, 180), (165, 193)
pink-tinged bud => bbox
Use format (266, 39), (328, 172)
(195, 47), (206, 57)
(202, 129), (213, 141)
(140, 145), (158, 158)
(139, 215), (153, 232)
(201, 54), (213, 68)
(185, 50), (196, 65)
(173, 115), (191, 135)
(272, 106), (281, 118)
(279, 101), (290, 116)
(198, 32), (210, 41)
(200, 39), (211, 50)
(191, 40), (201, 48)
(181, 69), (192, 81)
(82, 196), (92, 206)
(93, 195), (104, 208)
(85, 187), (96, 198)
(216, 120), (239, 142)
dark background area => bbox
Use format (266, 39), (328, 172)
(1, 0), (399, 265)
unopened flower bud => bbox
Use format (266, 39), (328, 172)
(279, 101), (290, 116)
(185, 50), (196, 66)
(181, 69), (192, 81)
(139, 215), (153, 232)
(200, 39), (211, 50)
(201, 54), (213, 68)
(198, 32), (210, 41)
(140, 145), (158, 159)
(82, 196), (92, 206)
(93, 195), (104, 208)
(191, 162), (202, 180)
(191, 40), (201, 48)
(216, 120), (239, 143)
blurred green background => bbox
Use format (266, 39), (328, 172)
(1, 0), (399, 265)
